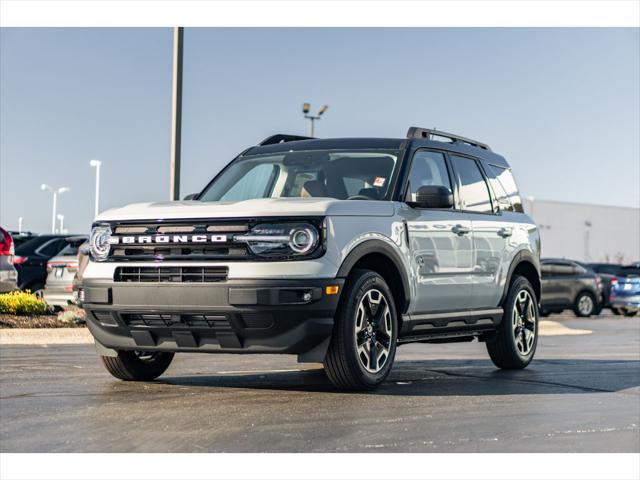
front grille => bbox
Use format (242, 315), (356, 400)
(122, 313), (228, 328)
(107, 220), (250, 261)
(114, 266), (228, 283)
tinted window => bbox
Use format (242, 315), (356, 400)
(590, 264), (621, 275)
(38, 239), (66, 257)
(450, 156), (493, 214)
(619, 266), (640, 277)
(487, 164), (523, 213)
(406, 151), (452, 203)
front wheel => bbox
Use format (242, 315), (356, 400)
(101, 350), (174, 381)
(323, 269), (398, 390)
(486, 275), (538, 369)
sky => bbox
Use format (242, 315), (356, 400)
(1, 27), (639, 235)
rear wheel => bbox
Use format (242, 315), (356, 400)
(573, 291), (596, 317)
(101, 350), (174, 381)
(486, 275), (538, 369)
(623, 310), (637, 317)
(324, 269), (398, 390)
(611, 307), (622, 315)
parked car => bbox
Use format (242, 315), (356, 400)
(14, 234), (80, 296)
(540, 258), (602, 317)
(84, 127), (541, 390)
(609, 263), (640, 317)
(0, 227), (18, 293)
(585, 262), (622, 310)
(43, 236), (88, 309)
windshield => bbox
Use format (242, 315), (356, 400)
(199, 149), (401, 202)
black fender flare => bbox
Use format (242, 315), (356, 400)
(500, 250), (541, 305)
(336, 239), (411, 312)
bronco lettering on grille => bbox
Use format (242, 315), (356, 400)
(108, 234), (228, 245)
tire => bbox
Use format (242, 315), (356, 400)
(592, 302), (603, 316)
(611, 307), (622, 315)
(323, 269), (398, 390)
(540, 309), (550, 318)
(101, 350), (174, 381)
(486, 275), (538, 369)
(623, 310), (637, 317)
(573, 291), (596, 317)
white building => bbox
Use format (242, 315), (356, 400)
(523, 198), (640, 263)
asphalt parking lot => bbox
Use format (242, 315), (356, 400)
(1, 312), (638, 453)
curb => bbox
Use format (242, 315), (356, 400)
(0, 328), (94, 345)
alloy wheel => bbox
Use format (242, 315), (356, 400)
(354, 288), (393, 373)
(578, 294), (594, 316)
(512, 289), (536, 356)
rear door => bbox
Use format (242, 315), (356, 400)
(448, 154), (512, 309)
(404, 150), (474, 313)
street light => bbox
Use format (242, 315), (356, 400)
(18, 217), (23, 234)
(303, 103), (328, 137)
(57, 214), (65, 234)
(89, 159), (102, 218)
(41, 184), (70, 234)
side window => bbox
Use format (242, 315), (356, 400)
(450, 155), (493, 214)
(407, 151), (452, 203)
(220, 163), (278, 201)
(487, 164), (523, 213)
(38, 239), (65, 257)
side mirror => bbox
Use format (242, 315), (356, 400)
(183, 193), (198, 201)
(414, 185), (453, 209)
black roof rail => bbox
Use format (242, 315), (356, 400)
(406, 127), (491, 151)
(259, 134), (315, 146)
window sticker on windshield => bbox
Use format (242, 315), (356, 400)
(373, 177), (386, 187)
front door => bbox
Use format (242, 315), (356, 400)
(403, 150), (474, 313)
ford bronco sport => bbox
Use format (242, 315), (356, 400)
(84, 127), (541, 390)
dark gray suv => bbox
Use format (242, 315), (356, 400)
(84, 127), (541, 390)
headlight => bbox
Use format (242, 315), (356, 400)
(235, 223), (320, 258)
(89, 225), (112, 261)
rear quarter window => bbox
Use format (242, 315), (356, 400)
(486, 164), (523, 213)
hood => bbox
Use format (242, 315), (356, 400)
(95, 198), (395, 222)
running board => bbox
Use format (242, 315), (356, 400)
(399, 307), (503, 344)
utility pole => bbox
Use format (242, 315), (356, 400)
(57, 214), (65, 234)
(18, 217), (23, 234)
(169, 26), (184, 201)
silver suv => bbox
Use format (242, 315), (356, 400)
(84, 127), (541, 390)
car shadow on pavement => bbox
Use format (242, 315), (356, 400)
(160, 358), (640, 396)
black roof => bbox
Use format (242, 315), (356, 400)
(244, 135), (509, 168)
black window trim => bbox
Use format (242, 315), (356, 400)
(446, 152), (498, 216)
(401, 147), (458, 211)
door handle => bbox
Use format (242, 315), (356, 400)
(451, 224), (470, 236)
(497, 227), (513, 238)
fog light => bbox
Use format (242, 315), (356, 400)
(302, 291), (312, 302)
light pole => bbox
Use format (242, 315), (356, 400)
(303, 103), (328, 137)
(41, 185), (70, 234)
(89, 159), (102, 218)
(170, 26), (184, 201)
(57, 214), (65, 234)
(18, 217), (23, 234)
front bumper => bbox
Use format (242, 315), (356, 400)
(83, 278), (344, 362)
